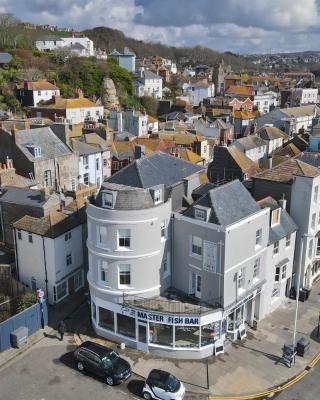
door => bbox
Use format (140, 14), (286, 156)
(68, 276), (75, 295)
(285, 277), (291, 297)
(190, 272), (201, 298)
(137, 324), (148, 352)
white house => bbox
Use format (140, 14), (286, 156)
(256, 126), (288, 156)
(182, 80), (215, 106)
(254, 94), (273, 114)
(72, 139), (103, 190)
(135, 71), (163, 99)
(300, 88), (318, 105)
(35, 35), (94, 57)
(13, 210), (85, 304)
(233, 134), (267, 164)
(16, 81), (60, 107)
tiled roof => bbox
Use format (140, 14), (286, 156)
(178, 148), (203, 164)
(13, 208), (85, 238)
(280, 105), (319, 118)
(228, 146), (261, 174)
(16, 81), (59, 91)
(34, 97), (97, 109)
(232, 110), (260, 119)
(256, 126), (289, 141)
(254, 158), (320, 183)
(275, 143), (301, 157)
(225, 85), (254, 97)
(112, 141), (135, 159)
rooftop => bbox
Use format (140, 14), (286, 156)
(16, 80), (59, 91)
(256, 126), (288, 141)
(0, 187), (52, 207)
(234, 134), (266, 151)
(33, 97), (98, 109)
(254, 158), (320, 183)
(107, 151), (205, 189)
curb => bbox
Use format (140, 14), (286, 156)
(209, 352), (320, 400)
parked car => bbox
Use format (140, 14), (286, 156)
(74, 341), (131, 385)
(142, 369), (185, 400)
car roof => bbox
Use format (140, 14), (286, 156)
(148, 369), (171, 380)
(79, 341), (113, 357)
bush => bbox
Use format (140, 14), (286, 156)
(12, 292), (37, 315)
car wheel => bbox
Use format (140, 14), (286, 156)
(76, 361), (84, 371)
(106, 376), (114, 386)
(143, 392), (152, 400)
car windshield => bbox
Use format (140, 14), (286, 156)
(165, 374), (180, 392)
(107, 351), (119, 364)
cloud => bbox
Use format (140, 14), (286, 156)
(0, 0), (320, 53)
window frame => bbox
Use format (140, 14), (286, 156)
(102, 192), (114, 209)
(118, 264), (131, 287)
(191, 235), (202, 257)
(118, 229), (131, 250)
(273, 241), (279, 256)
(28, 232), (33, 243)
(285, 234), (291, 248)
(255, 229), (262, 247)
(66, 253), (72, 266)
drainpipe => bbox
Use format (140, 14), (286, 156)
(42, 236), (49, 300)
(13, 228), (20, 280)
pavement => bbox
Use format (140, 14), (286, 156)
(75, 281), (320, 398)
(0, 283), (320, 399)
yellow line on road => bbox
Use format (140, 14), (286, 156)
(209, 352), (320, 400)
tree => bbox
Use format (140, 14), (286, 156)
(17, 67), (44, 82)
(140, 96), (159, 117)
(0, 13), (19, 49)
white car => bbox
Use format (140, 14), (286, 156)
(142, 369), (185, 400)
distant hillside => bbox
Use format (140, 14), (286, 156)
(84, 26), (255, 70)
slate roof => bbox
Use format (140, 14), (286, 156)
(256, 126), (288, 141)
(36, 36), (63, 42)
(97, 182), (156, 210)
(15, 126), (72, 161)
(258, 197), (297, 244)
(275, 143), (301, 157)
(296, 152), (320, 168)
(234, 135), (266, 151)
(281, 105), (319, 118)
(144, 71), (162, 80)
(72, 139), (101, 156)
(0, 187), (48, 207)
(0, 52), (12, 64)
(254, 158), (320, 183)
(107, 152), (205, 189)
(227, 146), (261, 175)
(184, 180), (261, 226)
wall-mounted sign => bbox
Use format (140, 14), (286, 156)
(203, 241), (217, 273)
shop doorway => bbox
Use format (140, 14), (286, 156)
(137, 323), (148, 352)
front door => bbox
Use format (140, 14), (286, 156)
(68, 276), (75, 295)
(137, 323), (148, 352)
(195, 274), (201, 298)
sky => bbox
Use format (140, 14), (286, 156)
(1, 0), (320, 54)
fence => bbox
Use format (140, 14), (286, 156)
(0, 301), (48, 352)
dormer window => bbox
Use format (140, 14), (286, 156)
(271, 208), (280, 226)
(27, 145), (42, 158)
(153, 189), (162, 204)
(194, 208), (206, 221)
(102, 192), (114, 209)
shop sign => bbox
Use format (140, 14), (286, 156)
(121, 306), (200, 325)
(214, 339), (224, 356)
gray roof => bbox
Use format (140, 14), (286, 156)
(72, 139), (101, 156)
(234, 134), (266, 151)
(97, 182), (156, 210)
(15, 126), (72, 161)
(0, 52), (12, 64)
(68, 43), (86, 50)
(36, 36), (63, 42)
(0, 187), (48, 207)
(107, 152), (205, 189)
(258, 197), (297, 243)
(296, 152), (320, 168)
(144, 71), (162, 80)
(184, 180), (261, 226)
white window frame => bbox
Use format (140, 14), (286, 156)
(17, 229), (22, 240)
(308, 239), (313, 259)
(273, 241), (279, 256)
(118, 229), (131, 250)
(281, 264), (287, 280)
(55, 280), (68, 302)
(255, 229), (262, 247)
(83, 155), (89, 166)
(160, 220), (167, 241)
(253, 258), (260, 282)
(99, 259), (109, 285)
(238, 267), (246, 290)
(311, 213), (316, 230)
(83, 172), (89, 186)
(102, 192), (114, 209)
(153, 189), (162, 204)
(65, 231), (72, 241)
(271, 209), (280, 226)
(118, 264), (131, 287)
(285, 234), (291, 248)
(28, 232), (33, 243)
(194, 208), (206, 221)
(97, 225), (107, 248)
(275, 266), (280, 282)
(66, 253), (72, 266)
(191, 235), (202, 257)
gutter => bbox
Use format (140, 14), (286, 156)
(42, 236), (49, 299)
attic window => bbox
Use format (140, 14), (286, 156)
(102, 192), (114, 209)
(271, 208), (280, 226)
(194, 208), (206, 221)
(153, 189), (162, 204)
(27, 146), (42, 158)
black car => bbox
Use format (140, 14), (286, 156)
(74, 341), (131, 385)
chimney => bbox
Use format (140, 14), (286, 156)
(40, 188), (46, 201)
(268, 157), (273, 169)
(279, 194), (287, 210)
(11, 125), (18, 143)
(60, 200), (65, 212)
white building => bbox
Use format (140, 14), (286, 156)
(182, 80), (215, 106)
(35, 35), (94, 57)
(16, 81), (60, 107)
(135, 71), (163, 99)
(233, 134), (267, 164)
(13, 210), (85, 304)
(300, 88), (318, 105)
(256, 126), (288, 156)
(254, 94), (273, 114)
(72, 139), (103, 190)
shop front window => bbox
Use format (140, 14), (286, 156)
(149, 323), (173, 347)
(117, 314), (136, 338)
(99, 308), (114, 331)
(175, 326), (200, 348)
(201, 322), (221, 346)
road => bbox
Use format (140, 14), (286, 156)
(272, 362), (320, 400)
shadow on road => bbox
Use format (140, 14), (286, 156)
(127, 379), (144, 397)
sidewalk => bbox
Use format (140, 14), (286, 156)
(0, 290), (87, 370)
(76, 281), (320, 397)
